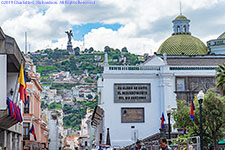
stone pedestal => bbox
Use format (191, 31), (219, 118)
(67, 43), (73, 55)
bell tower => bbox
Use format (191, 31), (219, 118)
(172, 2), (191, 35)
(172, 15), (191, 35)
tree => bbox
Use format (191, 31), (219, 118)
(203, 89), (225, 149)
(113, 55), (119, 60)
(84, 48), (88, 53)
(74, 47), (80, 56)
(88, 47), (94, 53)
(87, 94), (93, 99)
(121, 47), (128, 52)
(173, 89), (225, 149)
(115, 48), (120, 53)
(104, 46), (110, 53)
(216, 63), (225, 95)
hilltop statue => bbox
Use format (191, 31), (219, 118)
(65, 30), (74, 55)
(65, 30), (73, 44)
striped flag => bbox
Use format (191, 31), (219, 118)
(18, 63), (26, 104)
(18, 107), (23, 122)
(7, 98), (14, 117)
(161, 113), (165, 129)
(12, 102), (16, 119)
(190, 99), (195, 121)
(7, 97), (23, 122)
(30, 124), (37, 141)
(24, 72), (28, 105)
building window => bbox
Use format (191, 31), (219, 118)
(183, 25), (186, 32)
(23, 122), (30, 140)
(177, 25), (180, 32)
(176, 78), (185, 91)
(24, 96), (30, 113)
(121, 108), (145, 123)
(99, 133), (102, 144)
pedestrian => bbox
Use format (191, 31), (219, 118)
(4, 147), (8, 150)
(98, 145), (103, 150)
(159, 138), (172, 150)
(140, 143), (147, 150)
(135, 139), (142, 150)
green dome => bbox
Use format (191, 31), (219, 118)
(175, 15), (187, 20)
(157, 34), (208, 55)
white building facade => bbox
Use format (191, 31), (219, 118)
(97, 54), (225, 147)
(207, 32), (225, 54)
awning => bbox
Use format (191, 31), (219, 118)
(91, 106), (104, 127)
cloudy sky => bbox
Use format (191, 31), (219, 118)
(1, 0), (225, 54)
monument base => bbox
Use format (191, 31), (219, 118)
(67, 44), (74, 55)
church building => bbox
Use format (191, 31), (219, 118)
(92, 14), (225, 147)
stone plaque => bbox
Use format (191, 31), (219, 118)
(114, 83), (151, 103)
(121, 108), (144, 123)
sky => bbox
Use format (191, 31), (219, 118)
(1, 0), (225, 55)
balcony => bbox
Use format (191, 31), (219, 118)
(0, 109), (19, 128)
(0, 27), (25, 128)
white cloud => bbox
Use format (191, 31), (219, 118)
(84, 27), (163, 54)
(0, 0), (225, 54)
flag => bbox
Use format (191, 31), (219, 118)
(7, 97), (14, 117)
(7, 97), (23, 122)
(30, 124), (37, 141)
(18, 63), (26, 104)
(18, 107), (23, 122)
(161, 113), (165, 129)
(16, 106), (20, 121)
(12, 102), (17, 119)
(190, 99), (195, 121)
(24, 72), (28, 105)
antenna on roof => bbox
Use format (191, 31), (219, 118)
(180, 0), (182, 15)
(25, 32), (27, 54)
(83, 35), (85, 51)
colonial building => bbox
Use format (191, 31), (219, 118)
(78, 109), (93, 150)
(0, 27), (25, 150)
(207, 32), (225, 54)
(48, 110), (65, 150)
(22, 56), (49, 150)
(93, 14), (225, 147)
(158, 15), (208, 55)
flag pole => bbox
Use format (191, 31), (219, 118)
(13, 72), (19, 104)
(15, 85), (20, 106)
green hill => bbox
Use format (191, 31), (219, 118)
(31, 46), (144, 130)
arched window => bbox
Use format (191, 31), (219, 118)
(177, 26), (180, 32)
(183, 25), (186, 32)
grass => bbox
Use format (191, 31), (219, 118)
(37, 65), (57, 73)
(41, 83), (51, 87)
(48, 103), (62, 110)
(84, 78), (94, 83)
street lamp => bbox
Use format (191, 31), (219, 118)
(166, 105), (172, 145)
(197, 90), (204, 150)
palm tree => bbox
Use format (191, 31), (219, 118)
(216, 63), (225, 96)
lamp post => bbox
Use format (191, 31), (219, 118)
(166, 105), (172, 145)
(197, 90), (204, 150)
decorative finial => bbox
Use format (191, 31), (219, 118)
(180, 0), (182, 15)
